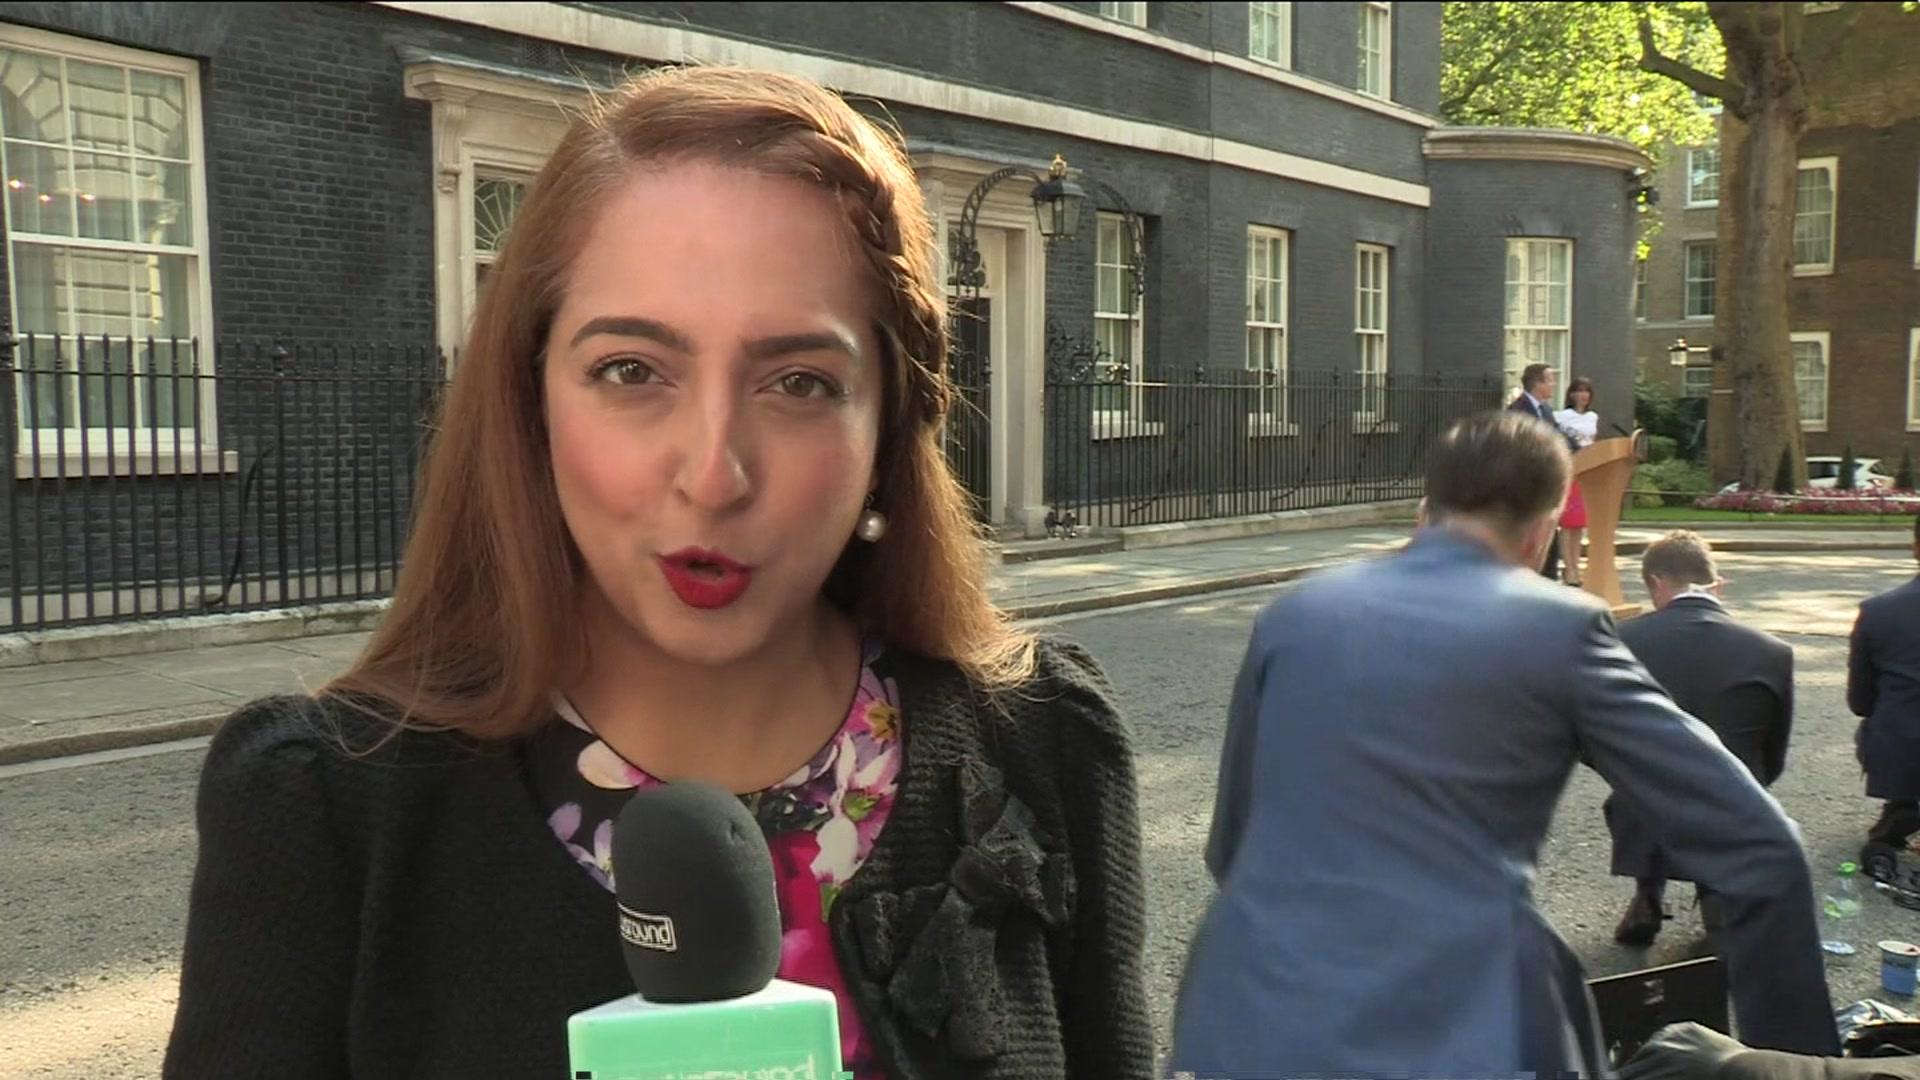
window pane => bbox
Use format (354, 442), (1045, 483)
(72, 150), (133, 241)
(1796, 168), (1833, 214)
(128, 69), (188, 160)
(14, 244), (69, 425)
(4, 139), (72, 235)
(67, 59), (128, 153)
(131, 252), (194, 339)
(473, 175), (526, 255)
(0, 49), (67, 143)
(69, 247), (134, 339)
(131, 156), (193, 245)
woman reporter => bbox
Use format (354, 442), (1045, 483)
(163, 65), (1149, 1080)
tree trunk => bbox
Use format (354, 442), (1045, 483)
(1711, 3), (1810, 491)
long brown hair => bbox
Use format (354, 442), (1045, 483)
(1564, 375), (1595, 412)
(324, 65), (1033, 740)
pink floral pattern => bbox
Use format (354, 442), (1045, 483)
(529, 642), (903, 1080)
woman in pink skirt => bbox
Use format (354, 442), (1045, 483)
(1554, 377), (1599, 586)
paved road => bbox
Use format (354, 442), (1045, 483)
(3, 550), (1917, 1077)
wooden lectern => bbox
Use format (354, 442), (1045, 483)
(1572, 432), (1647, 620)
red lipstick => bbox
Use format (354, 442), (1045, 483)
(656, 548), (753, 610)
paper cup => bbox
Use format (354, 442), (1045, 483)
(1879, 941), (1919, 996)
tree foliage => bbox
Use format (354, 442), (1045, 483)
(1441, 2), (1725, 155)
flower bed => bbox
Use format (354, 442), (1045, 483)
(1695, 488), (1920, 515)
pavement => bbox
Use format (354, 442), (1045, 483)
(0, 520), (1911, 766)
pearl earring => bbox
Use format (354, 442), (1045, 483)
(856, 506), (889, 543)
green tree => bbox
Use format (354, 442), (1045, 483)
(1442, 3), (1724, 157)
(1445, 3), (1905, 491)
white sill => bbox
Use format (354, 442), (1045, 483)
(1686, 200), (1719, 209)
(1248, 417), (1300, 438)
(15, 445), (240, 480)
(1246, 53), (1292, 72)
(1793, 264), (1834, 277)
(1090, 415), (1166, 441)
(1802, 422), (1829, 434)
(1684, 314), (1714, 322)
(1352, 414), (1401, 434)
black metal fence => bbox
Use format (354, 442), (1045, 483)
(1043, 367), (1504, 530)
(2, 334), (443, 631)
(3, 333), (1504, 632)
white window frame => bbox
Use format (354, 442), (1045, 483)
(1099, 1), (1148, 27)
(1682, 365), (1713, 399)
(1793, 156), (1838, 276)
(1791, 330), (1830, 432)
(1244, 225), (1291, 434)
(1633, 258), (1647, 321)
(1686, 146), (1719, 208)
(1358, 2), (1393, 99)
(1503, 238), (1573, 398)
(1907, 327), (1919, 432)
(1683, 240), (1716, 320)
(1355, 243), (1389, 422)
(0, 23), (221, 473)
(1093, 211), (1145, 429)
(1248, 2), (1292, 69)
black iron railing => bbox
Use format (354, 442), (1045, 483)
(1042, 367), (1503, 531)
(2, 334), (444, 631)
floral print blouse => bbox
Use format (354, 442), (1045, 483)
(527, 641), (904, 1080)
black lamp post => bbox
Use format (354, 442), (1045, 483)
(947, 154), (1140, 303)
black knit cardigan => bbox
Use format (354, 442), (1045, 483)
(162, 638), (1153, 1080)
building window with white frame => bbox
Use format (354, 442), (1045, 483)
(1355, 244), (1389, 417)
(1791, 331), (1829, 430)
(471, 173), (528, 298)
(1684, 241), (1716, 319)
(1358, 2), (1392, 99)
(1686, 146), (1719, 207)
(1794, 157), (1837, 274)
(1094, 212), (1143, 416)
(1099, 1), (1147, 27)
(0, 30), (207, 443)
(1249, 2), (1291, 67)
(1245, 225), (1288, 425)
(1504, 238), (1571, 396)
(1634, 258), (1647, 320)
(1682, 364), (1712, 399)
(1908, 327), (1919, 430)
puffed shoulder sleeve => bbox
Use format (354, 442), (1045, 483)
(163, 696), (360, 1079)
(1034, 639), (1153, 1080)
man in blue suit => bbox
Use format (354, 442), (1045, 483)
(1169, 411), (1836, 1078)
(1850, 513), (1920, 883)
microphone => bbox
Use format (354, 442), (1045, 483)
(567, 781), (845, 1080)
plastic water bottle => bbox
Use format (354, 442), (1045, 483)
(1822, 861), (1862, 956)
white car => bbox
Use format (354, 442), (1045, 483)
(1718, 456), (1899, 494)
(1806, 456), (1895, 489)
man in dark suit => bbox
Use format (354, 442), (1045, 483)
(1850, 513), (1920, 882)
(1509, 362), (1565, 581)
(1608, 531), (1796, 945)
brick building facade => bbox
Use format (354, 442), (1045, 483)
(1633, 2), (1920, 483)
(0, 1), (1644, 629)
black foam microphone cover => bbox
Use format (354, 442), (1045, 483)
(611, 780), (783, 1004)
